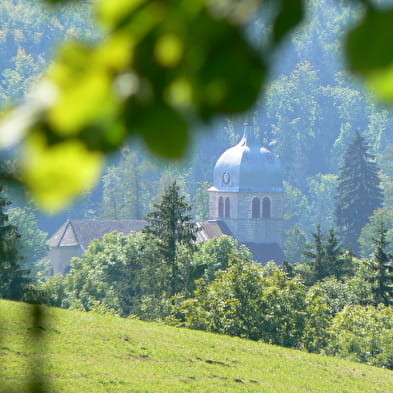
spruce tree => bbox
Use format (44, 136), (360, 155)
(303, 225), (325, 283)
(0, 186), (27, 300)
(335, 132), (383, 254)
(324, 228), (353, 279)
(367, 222), (393, 306)
(303, 226), (349, 284)
(143, 181), (198, 297)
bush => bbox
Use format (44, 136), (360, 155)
(327, 305), (393, 369)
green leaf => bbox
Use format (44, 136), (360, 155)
(367, 65), (393, 101)
(20, 135), (103, 213)
(273, 0), (304, 45)
(43, 0), (81, 4)
(191, 17), (266, 117)
(346, 8), (393, 74)
(136, 104), (189, 158)
(0, 0), (271, 212)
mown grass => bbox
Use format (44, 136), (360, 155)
(1, 299), (393, 393)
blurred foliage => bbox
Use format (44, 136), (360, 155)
(0, 0), (392, 217)
(2, 0), (286, 211)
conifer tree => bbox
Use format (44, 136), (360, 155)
(0, 186), (27, 300)
(303, 226), (349, 284)
(335, 132), (383, 254)
(367, 222), (393, 306)
(303, 225), (325, 283)
(143, 181), (198, 297)
(324, 228), (353, 279)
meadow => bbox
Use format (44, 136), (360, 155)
(1, 299), (393, 393)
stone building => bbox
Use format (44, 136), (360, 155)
(48, 219), (146, 275)
(208, 123), (284, 263)
(47, 123), (284, 274)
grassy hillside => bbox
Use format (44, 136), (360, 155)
(1, 300), (393, 393)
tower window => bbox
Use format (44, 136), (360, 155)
(262, 197), (271, 219)
(218, 197), (224, 218)
(252, 197), (260, 218)
(225, 197), (230, 218)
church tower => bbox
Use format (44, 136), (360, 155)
(208, 123), (285, 249)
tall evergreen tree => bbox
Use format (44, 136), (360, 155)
(143, 182), (198, 298)
(303, 225), (325, 283)
(303, 225), (349, 284)
(367, 222), (393, 306)
(0, 186), (27, 300)
(335, 132), (383, 254)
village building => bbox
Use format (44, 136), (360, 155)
(47, 123), (285, 274)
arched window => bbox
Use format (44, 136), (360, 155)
(225, 197), (230, 218)
(252, 197), (260, 218)
(262, 197), (271, 219)
(218, 197), (224, 218)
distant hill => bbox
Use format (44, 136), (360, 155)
(1, 300), (392, 393)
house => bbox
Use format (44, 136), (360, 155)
(47, 123), (284, 274)
(48, 219), (146, 274)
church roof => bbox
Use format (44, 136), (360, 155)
(242, 242), (284, 264)
(196, 220), (232, 241)
(212, 123), (284, 193)
(48, 219), (283, 264)
(48, 219), (146, 250)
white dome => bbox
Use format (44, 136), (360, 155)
(213, 124), (283, 192)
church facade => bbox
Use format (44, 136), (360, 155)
(47, 124), (284, 274)
(208, 123), (284, 246)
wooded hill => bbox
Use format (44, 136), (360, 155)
(3, 0), (393, 258)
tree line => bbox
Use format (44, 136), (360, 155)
(0, 179), (385, 371)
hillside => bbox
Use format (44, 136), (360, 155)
(1, 300), (393, 393)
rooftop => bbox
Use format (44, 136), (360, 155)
(212, 123), (284, 193)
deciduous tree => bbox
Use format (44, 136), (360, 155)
(170, 260), (307, 347)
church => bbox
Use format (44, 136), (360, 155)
(47, 123), (285, 274)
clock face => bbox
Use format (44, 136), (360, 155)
(222, 172), (230, 185)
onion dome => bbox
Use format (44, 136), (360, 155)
(213, 123), (283, 192)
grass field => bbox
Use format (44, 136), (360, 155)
(1, 299), (393, 393)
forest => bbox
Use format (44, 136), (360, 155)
(2, 0), (393, 257)
(1, 0), (393, 379)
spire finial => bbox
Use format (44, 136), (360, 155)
(242, 121), (250, 141)
(241, 121), (258, 146)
